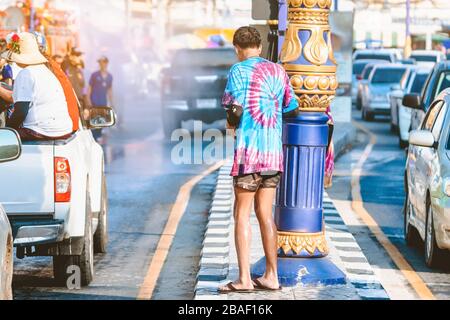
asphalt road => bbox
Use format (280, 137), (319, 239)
(329, 108), (450, 300)
(12, 94), (224, 300)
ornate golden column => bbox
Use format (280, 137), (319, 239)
(281, 0), (338, 113)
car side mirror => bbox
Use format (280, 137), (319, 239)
(409, 130), (435, 148)
(402, 93), (423, 110)
(0, 128), (21, 163)
(391, 84), (401, 91)
(87, 107), (116, 129)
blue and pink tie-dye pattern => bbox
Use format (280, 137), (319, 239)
(222, 57), (298, 177)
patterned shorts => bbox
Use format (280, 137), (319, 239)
(233, 172), (281, 192)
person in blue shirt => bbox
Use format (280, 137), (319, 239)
(0, 58), (13, 86)
(87, 56), (113, 141)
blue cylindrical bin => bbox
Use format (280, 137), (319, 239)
(275, 113), (329, 254)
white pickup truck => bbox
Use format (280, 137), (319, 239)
(0, 128), (22, 300)
(0, 107), (115, 287)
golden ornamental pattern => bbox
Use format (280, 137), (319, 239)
(289, 0), (332, 9)
(288, 9), (329, 25)
(280, 0), (337, 112)
(278, 232), (329, 255)
(303, 25), (329, 65)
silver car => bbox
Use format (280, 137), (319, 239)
(356, 61), (388, 110)
(390, 67), (431, 148)
(405, 88), (450, 267)
(0, 129), (21, 300)
(352, 59), (386, 105)
(361, 64), (408, 121)
(389, 66), (417, 132)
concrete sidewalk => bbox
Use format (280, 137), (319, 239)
(193, 122), (388, 300)
(194, 162), (389, 300)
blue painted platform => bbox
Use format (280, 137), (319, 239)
(251, 257), (347, 287)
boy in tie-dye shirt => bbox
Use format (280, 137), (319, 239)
(219, 27), (298, 295)
(223, 57), (298, 178)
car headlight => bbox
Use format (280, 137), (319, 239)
(444, 179), (450, 197)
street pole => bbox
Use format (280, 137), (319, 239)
(252, 0), (346, 286)
(278, 0), (287, 57)
(405, 0), (412, 57)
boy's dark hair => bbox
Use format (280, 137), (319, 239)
(233, 26), (262, 49)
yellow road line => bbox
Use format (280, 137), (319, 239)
(137, 160), (226, 300)
(351, 121), (436, 300)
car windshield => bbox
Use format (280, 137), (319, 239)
(411, 55), (438, 63)
(353, 62), (370, 75)
(409, 73), (429, 94)
(433, 71), (450, 100)
(371, 68), (406, 84)
(362, 66), (375, 79)
(355, 53), (392, 62)
(172, 49), (237, 67)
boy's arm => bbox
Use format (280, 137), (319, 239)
(282, 70), (299, 117)
(222, 66), (245, 130)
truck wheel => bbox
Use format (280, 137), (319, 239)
(362, 108), (374, 121)
(356, 96), (362, 110)
(94, 175), (109, 254)
(53, 190), (95, 287)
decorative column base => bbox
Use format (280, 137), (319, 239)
(278, 231), (328, 258)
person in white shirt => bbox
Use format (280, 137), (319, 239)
(1, 32), (72, 140)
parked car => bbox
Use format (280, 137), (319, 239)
(353, 49), (399, 63)
(361, 64), (408, 121)
(356, 61), (388, 110)
(0, 128), (21, 300)
(389, 66), (417, 132)
(410, 50), (446, 68)
(352, 59), (385, 105)
(0, 107), (116, 287)
(404, 61), (450, 132)
(404, 88), (450, 267)
(160, 47), (237, 137)
(397, 68), (431, 148)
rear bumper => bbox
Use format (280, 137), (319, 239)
(367, 102), (391, 115)
(11, 219), (65, 247)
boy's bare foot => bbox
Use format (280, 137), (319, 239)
(253, 276), (281, 291)
(218, 280), (254, 293)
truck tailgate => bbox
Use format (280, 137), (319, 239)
(0, 144), (55, 215)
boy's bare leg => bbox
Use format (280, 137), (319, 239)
(254, 187), (280, 289)
(219, 187), (255, 291)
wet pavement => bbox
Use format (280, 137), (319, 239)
(12, 94), (222, 300)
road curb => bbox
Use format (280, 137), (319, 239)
(195, 163), (233, 300)
(195, 162), (388, 300)
(334, 122), (357, 159)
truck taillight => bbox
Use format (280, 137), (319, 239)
(55, 157), (71, 202)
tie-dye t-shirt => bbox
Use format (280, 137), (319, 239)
(222, 57), (298, 177)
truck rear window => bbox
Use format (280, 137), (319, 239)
(411, 55), (438, 63)
(371, 68), (406, 84)
(172, 49), (237, 68)
(355, 54), (392, 62)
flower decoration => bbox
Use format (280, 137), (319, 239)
(7, 33), (21, 54)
